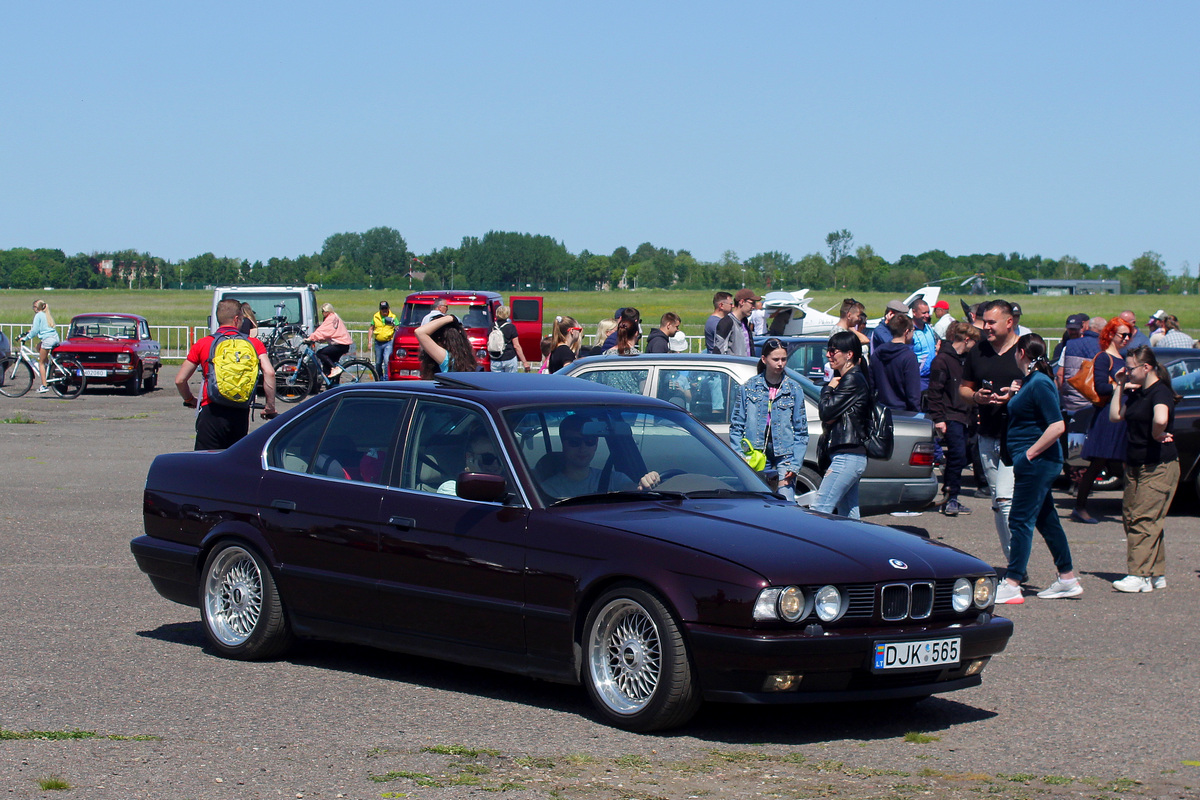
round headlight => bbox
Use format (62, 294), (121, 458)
(778, 586), (804, 622)
(952, 578), (973, 613)
(814, 585), (841, 622)
(974, 577), (996, 608)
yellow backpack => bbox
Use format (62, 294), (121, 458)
(206, 331), (259, 407)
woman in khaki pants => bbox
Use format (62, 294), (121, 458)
(1108, 346), (1179, 593)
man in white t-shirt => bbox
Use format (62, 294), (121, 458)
(932, 300), (955, 339)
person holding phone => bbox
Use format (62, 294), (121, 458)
(1107, 347), (1179, 593)
(959, 299), (1026, 560)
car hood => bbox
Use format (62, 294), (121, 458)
(555, 499), (987, 584)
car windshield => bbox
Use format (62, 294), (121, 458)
(504, 404), (773, 505)
(401, 302), (491, 329)
(70, 316), (137, 339)
(218, 293), (305, 327)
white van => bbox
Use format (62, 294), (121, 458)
(209, 285), (320, 334)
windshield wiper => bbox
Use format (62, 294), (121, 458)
(549, 490), (685, 508)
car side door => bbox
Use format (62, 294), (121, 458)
(373, 398), (529, 665)
(258, 394), (406, 629)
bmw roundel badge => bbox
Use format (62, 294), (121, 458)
(888, 559), (908, 570)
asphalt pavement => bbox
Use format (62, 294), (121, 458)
(1, 383), (1197, 799)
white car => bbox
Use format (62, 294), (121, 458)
(563, 354), (938, 515)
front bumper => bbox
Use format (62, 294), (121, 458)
(687, 613), (1013, 704)
(859, 475), (939, 515)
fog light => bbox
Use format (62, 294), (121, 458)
(965, 658), (987, 677)
(762, 673), (802, 692)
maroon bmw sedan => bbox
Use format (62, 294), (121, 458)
(131, 373), (1012, 731)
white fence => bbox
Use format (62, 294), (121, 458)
(0, 322), (1057, 362)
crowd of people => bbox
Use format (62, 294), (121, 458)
(527, 290), (1190, 604)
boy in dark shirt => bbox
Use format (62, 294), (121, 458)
(929, 322), (981, 516)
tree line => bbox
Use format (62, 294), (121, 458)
(0, 227), (1190, 295)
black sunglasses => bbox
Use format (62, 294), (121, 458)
(563, 435), (599, 448)
(762, 338), (784, 351)
(467, 451), (500, 468)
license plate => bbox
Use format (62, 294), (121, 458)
(874, 638), (960, 670)
(83, 369), (108, 377)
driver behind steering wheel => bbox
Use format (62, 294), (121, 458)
(541, 414), (660, 498)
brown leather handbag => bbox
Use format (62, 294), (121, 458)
(1067, 356), (1102, 404)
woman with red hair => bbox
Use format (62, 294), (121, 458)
(1071, 317), (1132, 523)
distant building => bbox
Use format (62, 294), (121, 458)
(1028, 279), (1121, 296)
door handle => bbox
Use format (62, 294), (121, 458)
(388, 515), (415, 529)
(270, 499), (297, 512)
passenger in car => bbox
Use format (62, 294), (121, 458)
(540, 414), (660, 498)
(438, 432), (504, 496)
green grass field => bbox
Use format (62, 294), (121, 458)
(1, 287), (1194, 338)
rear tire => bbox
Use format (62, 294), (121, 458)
(200, 542), (293, 660)
(340, 359), (377, 385)
(0, 357), (35, 397)
(51, 359), (86, 399)
(274, 357), (316, 403)
(582, 585), (700, 731)
(794, 465), (823, 496)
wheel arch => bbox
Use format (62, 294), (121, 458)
(196, 521), (281, 581)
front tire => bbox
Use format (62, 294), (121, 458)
(0, 357), (35, 397)
(794, 466), (822, 497)
(143, 368), (158, 392)
(124, 367), (142, 396)
(582, 585), (700, 731)
(51, 359), (86, 399)
(200, 543), (293, 660)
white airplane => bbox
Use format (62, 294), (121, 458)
(761, 286), (942, 336)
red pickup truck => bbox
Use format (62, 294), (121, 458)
(386, 291), (543, 379)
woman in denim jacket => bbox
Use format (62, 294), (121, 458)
(730, 338), (809, 502)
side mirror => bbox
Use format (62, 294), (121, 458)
(456, 472), (508, 503)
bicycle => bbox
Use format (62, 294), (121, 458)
(0, 342), (87, 399)
(256, 312), (308, 361)
(274, 341), (377, 403)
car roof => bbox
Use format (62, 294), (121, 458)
(327, 372), (659, 412)
(1152, 347), (1199, 361)
(404, 291), (502, 303)
(569, 353), (762, 370)
(71, 313), (146, 322)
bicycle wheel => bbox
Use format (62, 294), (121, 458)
(0, 357), (35, 397)
(51, 359), (87, 399)
(340, 359), (377, 385)
(274, 357), (316, 403)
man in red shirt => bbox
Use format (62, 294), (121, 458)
(175, 299), (277, 450)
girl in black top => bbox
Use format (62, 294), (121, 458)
(1107, 346), (1179, 593)
(548, 315), (582, 373)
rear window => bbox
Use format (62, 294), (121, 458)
(401, 302), (491, 329)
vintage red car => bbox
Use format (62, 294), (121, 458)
(386, 291), (543, 378)
(53, 313), (162, 394)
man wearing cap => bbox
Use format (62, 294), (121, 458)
(1009, 302), (1033, 337)
(870, 300), (911, 352)
(932, 300), (954, 339)
(370, 300), (399, 378)
(713, 289), (759, 356)
(1147, 310), (1167, 346)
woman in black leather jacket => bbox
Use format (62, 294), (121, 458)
(812, 330), (872, 518)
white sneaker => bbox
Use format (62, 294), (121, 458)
(1112, 575), (1153, 593)
(995, 582), (1024, 605)
(1152, 576), (1166, 590)
(328, 366), (344, 378)
(36, 385), (50, 393)
(1036, 578), (1083, 599)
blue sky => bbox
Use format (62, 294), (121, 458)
(3, 2), (1197, 272)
